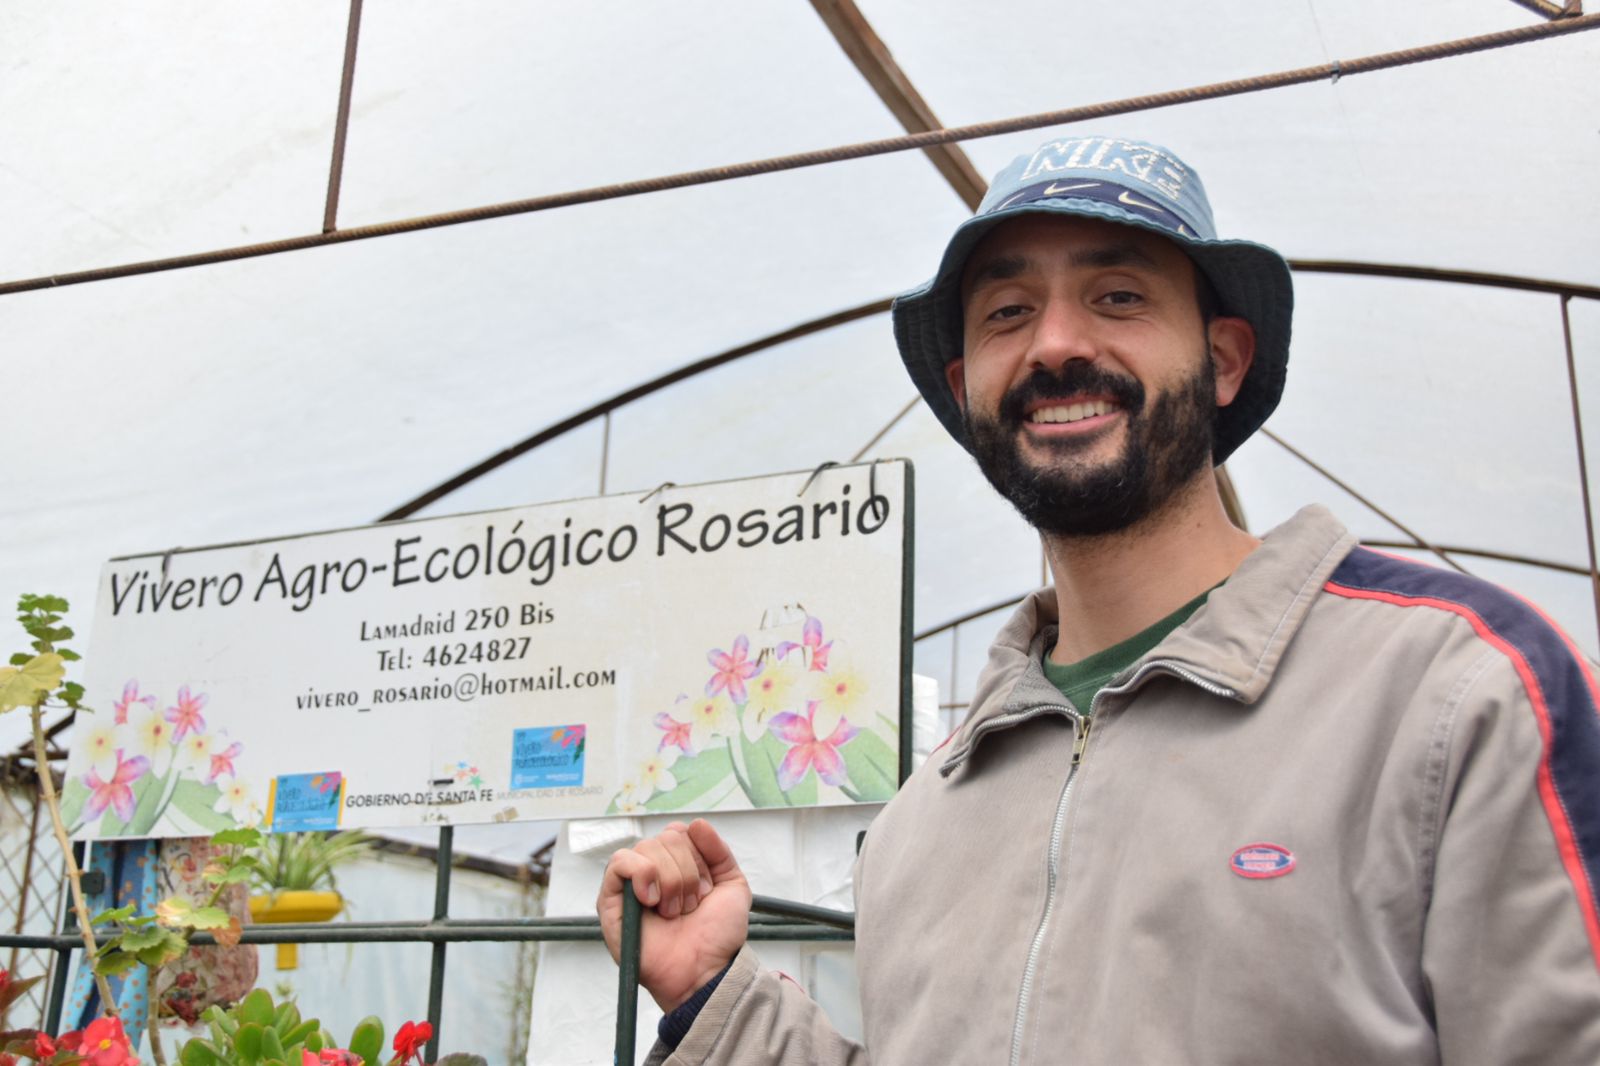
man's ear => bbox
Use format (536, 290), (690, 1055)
(1207, 318), (1255, 408)
(944, 358), (967, 410)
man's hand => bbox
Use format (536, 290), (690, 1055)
(597, 818), (751, 1012)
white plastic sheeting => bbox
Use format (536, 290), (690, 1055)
(5, 2), (1599, 663)
(3, 1), (1599, 1055)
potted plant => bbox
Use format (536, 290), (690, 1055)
(243, 831), (374, 970)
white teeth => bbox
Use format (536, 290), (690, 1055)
(1030, 400), (1114, 424)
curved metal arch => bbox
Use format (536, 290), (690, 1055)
(382, 260), (1599, 538)
(382, 261), (1600, 644)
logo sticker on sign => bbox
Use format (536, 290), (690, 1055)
(511, 725), (586, 790)
(269, 771), (345, 833)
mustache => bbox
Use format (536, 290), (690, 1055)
(997, 364), (1145, 424)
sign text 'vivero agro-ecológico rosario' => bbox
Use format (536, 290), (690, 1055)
(106, 486), (894, 616)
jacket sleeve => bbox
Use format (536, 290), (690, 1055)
(1421, 650), (1600, 1065)
(642, 945), (869, 1066)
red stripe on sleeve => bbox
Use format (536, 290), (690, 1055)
(1325, 580), (1600, 971)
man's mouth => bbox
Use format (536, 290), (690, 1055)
(1027, 399), (1118, 425)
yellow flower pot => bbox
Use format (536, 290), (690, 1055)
(248, 890), (343, 970)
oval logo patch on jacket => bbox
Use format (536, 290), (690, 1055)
(1229, 842), (1296, 879)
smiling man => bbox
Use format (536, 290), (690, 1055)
(601, 135), (1600, 1065)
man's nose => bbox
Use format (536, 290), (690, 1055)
(1026, 298), (1098, 372)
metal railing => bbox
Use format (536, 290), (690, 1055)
(0, 829), (854, 1064)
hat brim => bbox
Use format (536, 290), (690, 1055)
(892, 196), (1292, 465)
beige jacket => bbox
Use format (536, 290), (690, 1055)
(653, 506), (1600, 1065)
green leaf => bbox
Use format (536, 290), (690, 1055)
(184, 906), (232, 930)
(347, 1017), (383, 1066)
(642, 746), (735, 812)
(178, 1037), (224, 1066)
(115, 926), (169, 952)
(205, 865), (255, 885)
(281, 1019), (317, 1047)
(0, 653), (64, 712)
(7, 654), (29, 667)
(94, 950), (142, 977)
(58, 776), (87, 828)
(207, 1013), (230, 1049)
(234, 1023), (264, 1065)
(58, 648), (81, 661)
(135, 929), (190, 967)
(734, 732), (782, 807)
(92, 904), (136, 926)
(737, 732), (817, 807)
(61, 681), (85, 704)
(35, 595), (69, 613)
(238, 989), (277, 1029)
(840, 728), (897, 802)
(260, 1024), (284, 1062)
(122, 770), (172, 837)
(211, 826), (263, 848)
(45, 626), (74, 642)
(304, 1030), (326, 1053)
(170, 779), (234, 833)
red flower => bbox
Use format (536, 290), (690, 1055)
(32, 1032), (57, 1058)
(77, 1017), (137, 1066)
(392, 1020), (433, 1064)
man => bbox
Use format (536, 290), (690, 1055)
(599, 134), (1600, 1064)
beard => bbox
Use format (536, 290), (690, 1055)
(963, 354), (1217, 537)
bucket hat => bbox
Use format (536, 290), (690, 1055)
(892, 134), (1292, 464)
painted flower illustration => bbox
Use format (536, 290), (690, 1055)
(810, 660), (869, 742)
(83, 751), (150, 823)
(174, 730), (213, 775)
(207, 738), (242, 783)
(631, 748), (679, 803)
(742, 658), (802, 741)
(770, 700), (857, 792)
(615, 775), (645, 813)
(78, 720), (121, 777)
(126, 704), (176, 773)
(776, 615), (833, 672)
(112, 680), (156, 726)
(683, 693), (737, 752)
(706, 635), (762, 704)
(164, 684), (208, 740)
(214, 776), (259, 823)
(654, 710), (695, 755)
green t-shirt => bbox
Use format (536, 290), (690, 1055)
(1042, 586), (1214, 714)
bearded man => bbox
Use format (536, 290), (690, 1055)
(599, 135), (1600, 1065)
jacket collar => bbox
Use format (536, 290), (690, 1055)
(939, 505), (1356, 776)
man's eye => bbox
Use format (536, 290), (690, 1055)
(988, 304), (1027, 321)
(1100, 290), (1143, 307)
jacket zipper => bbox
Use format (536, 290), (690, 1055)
(1008, 706), (1088, 1066)
(1005, 660), (1236, 1066)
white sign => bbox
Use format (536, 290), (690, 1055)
(62, 462), (911, 839)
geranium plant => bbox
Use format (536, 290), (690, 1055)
(2, 598), (483, 1066)
(174, 988), (482, 1066)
